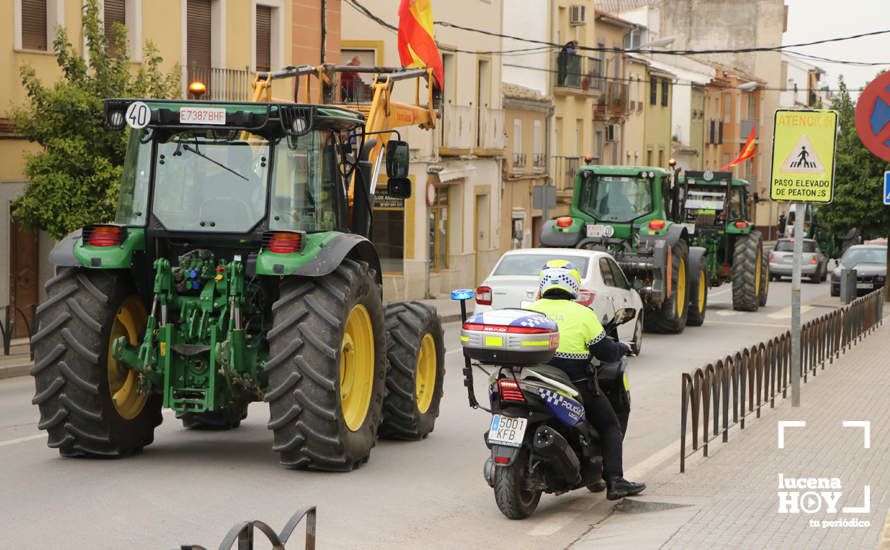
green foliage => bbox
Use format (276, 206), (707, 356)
(817, 76), (890, 240)
(11, 0), (179, 239)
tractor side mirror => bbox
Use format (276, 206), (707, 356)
(388, 177), (412, 198)
(386, 140), (410, 179)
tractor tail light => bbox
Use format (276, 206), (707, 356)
(648, 219), (666, 230)
(576, 289), (595, 306)
(556, 217), (573, 228)
(498, 379), (526, 403)
(475, 286), (492, 305)
(810, 257), (818, 265)
(263, 231), (304, 254)
(770, 254), (775, 262)
(84, 225), (124, 247)
(734, 221), (749, 229)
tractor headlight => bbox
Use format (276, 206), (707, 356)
(108, 110), (125, 129)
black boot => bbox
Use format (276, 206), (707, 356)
(606, 477), (646, 500)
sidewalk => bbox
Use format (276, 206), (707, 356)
(572, 321), (890, 550)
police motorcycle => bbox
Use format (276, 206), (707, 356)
(451, 289), (635, 519)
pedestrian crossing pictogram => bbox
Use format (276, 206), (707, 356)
(781, 134), (825, 173)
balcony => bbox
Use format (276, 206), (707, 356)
(554, 53), (604, 95)
(595, 81), (630, 121)
(186, 66), (253, 101)
(553, 156), (580, 191)
(439, 104), (505, 155)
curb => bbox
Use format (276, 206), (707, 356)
(0, 361), (31, 380)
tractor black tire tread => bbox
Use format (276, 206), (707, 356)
(759, 251), (770, 306)
(645, 240), (690, 334)
(31, 268), (162, 457)
(732, 231), (763, 312)
(494, 451), (542, 519)
(686, 261), (708, 327)
(379, 301), (445, 440)
(265, 259), (386, 471)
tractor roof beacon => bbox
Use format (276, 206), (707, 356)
(32, 66), (446, 471)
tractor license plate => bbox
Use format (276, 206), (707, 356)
(586, 224), (613, 238)
(488, 415), (527, 447)
(179, 107), (227, 125)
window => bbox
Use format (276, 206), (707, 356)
(576, 118), (583, 155)
(19, 0), (63, 51)
(429, 187), (449, 271)
(646, 149), (653, 166)
(441, 52), (456, 104)
(661, 78), (669, 107)
(595, 129), (603, 161)
(255, 5), (272, 72)
(723, 93), (731, 122)
(579, 174), (654, 223)
(599, 258), (616, 286)
(649, 76), (657, 105)
(104, 0), (126, 48)
(533, 120), (543, 163)
(494, 254), (590, 277)
(658, 149), (664, 167)
(187, 0), (212, 72)
(607, 258), (630, 289)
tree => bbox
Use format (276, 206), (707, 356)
(11, 0), (179, 239)
(817, 76), (890, 241)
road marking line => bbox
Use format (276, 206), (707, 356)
(709, 287), (732, 297)
(715, 310), (741, 316)
(0, 433), (46, 448)
(768, 305), (813, 319)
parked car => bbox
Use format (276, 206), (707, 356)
(830, 244), (887, 297)
(474, 248), (645, 353)
(769, 238), (828, 283)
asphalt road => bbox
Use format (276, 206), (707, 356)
(0, 279), (837, 549)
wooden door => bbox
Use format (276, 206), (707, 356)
(9, 217), (38, 338)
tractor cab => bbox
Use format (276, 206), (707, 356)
(681, 171), (752, 234)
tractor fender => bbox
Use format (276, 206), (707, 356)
(291, 233), (383, 285)
(48, 230), (82, 267)
(638, 224), (688, 303)
(687, 246), (708, 275)
(540, 219), (584, 248)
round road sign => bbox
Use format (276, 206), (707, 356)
(855, 71), (890, 161)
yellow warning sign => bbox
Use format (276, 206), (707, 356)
(770, 109), (838, 203)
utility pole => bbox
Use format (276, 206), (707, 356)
(791, 203), (803, 406)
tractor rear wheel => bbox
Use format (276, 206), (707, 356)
(759, 250), (770, 307)
(645, 240), (690, 334)
(687, 261), (708, 327)
(265, 259), (386, 471)
(31, 268), (162, 457)
(379, 302), (445, 440)
(732, 231), (763, 312)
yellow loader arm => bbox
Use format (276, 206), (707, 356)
(249, 65), (438, 200)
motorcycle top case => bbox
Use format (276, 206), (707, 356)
(461, 309), (558, 365)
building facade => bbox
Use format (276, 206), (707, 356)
(341, 0), (505, 299)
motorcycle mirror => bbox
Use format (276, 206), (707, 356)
(619, 308), (636, 324)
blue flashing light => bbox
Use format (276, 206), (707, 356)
(192, 281), (201, 290)
(451, 288), (475, 301)
(189, 269), (198, 279)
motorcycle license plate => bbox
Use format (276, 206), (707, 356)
(488, 415), (527, 447)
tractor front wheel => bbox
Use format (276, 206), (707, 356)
(379, 302), (445, 440)
(265, 259), (386, 471)
(645, 240), (690, 334)
(31, 268), (162, 457)
(732, 231), (764, 312)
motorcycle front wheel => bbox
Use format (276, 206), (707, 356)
(493, 450), (542, 519)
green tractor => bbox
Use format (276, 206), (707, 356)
(680, 171), (768, 317)
(31, 86), (446, 470)
(540, 166), (700, 334)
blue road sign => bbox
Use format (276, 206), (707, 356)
(885, 171), (890, 205)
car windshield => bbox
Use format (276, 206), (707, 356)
(493, 254), (591, 277)
(775, 240), (816, 252)
(151, 130), (270, 232)
(579, 174), (653, 222)
(841, 248), (885, 266)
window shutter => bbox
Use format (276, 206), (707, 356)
(22, 0), (47, 51)
(256, 5), (272, 72)
(104, 0), (126, 50)
(187, 0), (212, 70)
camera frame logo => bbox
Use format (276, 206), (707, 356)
(776, 421), (871, 529)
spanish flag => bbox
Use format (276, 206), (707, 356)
(398, 0), (444, 89)
(721, 125), (757, 170)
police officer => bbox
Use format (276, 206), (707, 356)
(527, 260), (646, 500)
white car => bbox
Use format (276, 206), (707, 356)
(474, 248), (645, 354)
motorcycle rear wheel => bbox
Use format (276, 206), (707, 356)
(493, 450), (542, 519)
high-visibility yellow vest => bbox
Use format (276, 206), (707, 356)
(527, 298), (606, 360)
